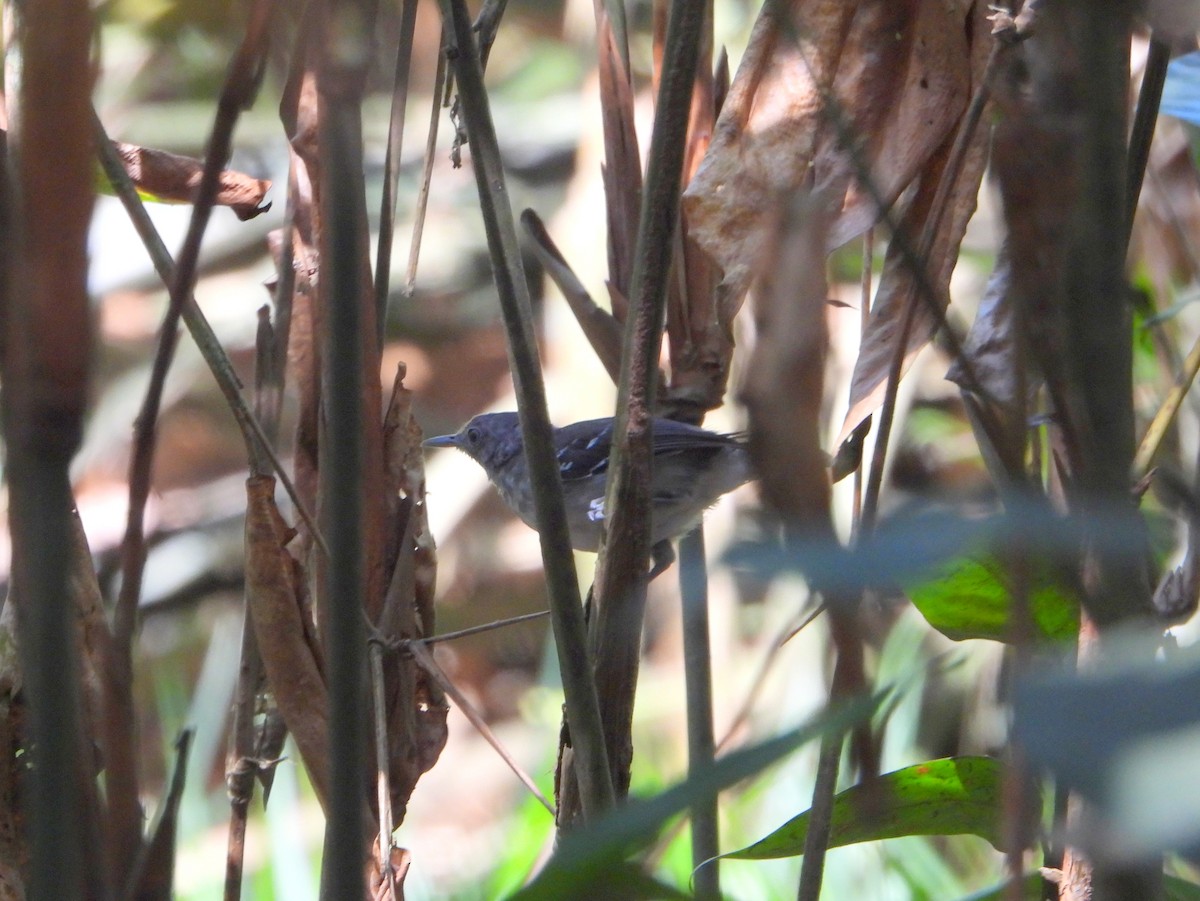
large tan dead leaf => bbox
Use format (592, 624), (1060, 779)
(683, 0), (973, 303)
(244, 475), (331, 810)
(835, 0), (993, 445)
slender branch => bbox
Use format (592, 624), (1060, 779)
(405, 45), (447, 294)
(223, 610), (260, 901)
(407, 610), (549, 646)
(114, 0), (274, 653)
(438, 0), (614, 819)
(373, 0), (419, 336)
(316, 0), (376, 894)
(407, 641), (556, 814)
(680, 528), (719, 900)
(587, 0), (708, 807)
(796, 732), (843, 901)
(92, 112), (330, 557)
(369, 644), (399, 901)
(1125, 37), (1170, 249)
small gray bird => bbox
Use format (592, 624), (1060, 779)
(424, 412), (752, 570)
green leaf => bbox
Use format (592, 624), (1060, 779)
(725, 756), (1012, 860)
(904, 554), (1079, 643)
(508, 694), (884, 900)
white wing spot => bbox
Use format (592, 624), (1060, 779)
(587, 496), (605, 522)
(586, 435), (602, 450)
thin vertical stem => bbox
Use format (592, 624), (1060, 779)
(438, 0), (614, 819)
(589, 0), (708, 803)
(4, 1), (95, 896)
(374, 0), (419, 337)
(317, 0), (376, 894)
(680, 528), (719, 900)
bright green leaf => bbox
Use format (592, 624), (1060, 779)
(725, 756), (1013, 860)
(904, 554), (1079, 643)
(510, 695), (883, 900)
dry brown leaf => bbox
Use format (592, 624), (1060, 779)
(835, 0), (992, 445)
(521, 209), (623, 384)
(824, 0), (971, 248)
(948, 249), (1019, 411)
(378, 366), (446, 826)
(113, 142), (271, 220)
(244, 475), (331, 811)
(597, 10), (642, 306)
(381, 364), (438, 638)
(1130, 113), (1200, 301)
(683, 0), (973, 303)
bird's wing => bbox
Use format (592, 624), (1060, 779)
(553, 418), (617, 482)
(649, 418), (744, 452)
(554, 418), (744, 483)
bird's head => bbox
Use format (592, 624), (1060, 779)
(422, 411), (525, 475)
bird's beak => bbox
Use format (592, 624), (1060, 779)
(422, 433), (459, 449)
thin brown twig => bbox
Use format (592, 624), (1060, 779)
(103, 4), (274, 889)
(114, 0), (275, 651)
(92, 113), (330, 558)
(584, 0), (708, 811)
(406, 610), (550, 646)
(851, 229), (873, 529)
(374, 0), (419, 334)
(370, 644), (399, 901)
(223, 612), (260, 901)
(406, 641), (555, 814)
(859, 37), (1005, 536)
(405, 41), (447, 293)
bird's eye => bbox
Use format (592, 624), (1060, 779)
(465, 426), (481, 445)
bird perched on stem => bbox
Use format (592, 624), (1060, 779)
(423, 412), (752, 574)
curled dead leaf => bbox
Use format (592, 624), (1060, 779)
(112, 142), (271, 220)
(244, 475), (331, 810)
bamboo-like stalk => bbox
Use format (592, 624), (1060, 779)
(679, 528), (719, 900)
(3, 2), (95, 895)
(586, 0), (707, 805)
(437, 0), (615, 820)
(315, 0), (375, 894)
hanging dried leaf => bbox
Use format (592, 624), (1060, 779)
(244, 475), (331, 810)
(597, 10), (643, 308)
(836, 0), (992, 445)
(380, 364), (438, 637)
(378, 366), (446, 826)
(1129, 113), (1200, 302)
(110, 141), (271, 220)
(683, 0), (974, 303)
(824, 0), (972, 248)
(946, 248), (1030, 481)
